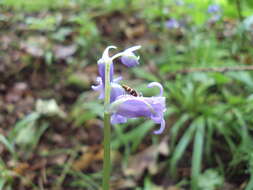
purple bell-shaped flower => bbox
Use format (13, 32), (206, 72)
(109, 82), (166, 134)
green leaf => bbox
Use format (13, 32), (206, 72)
(191, 117), (205, 190)
(0, 178), (5, 190)
(132, 67), (159, 82)
(9, 112), (40, 141)
(170, 114), (190, 150)
(0, 135), (15, 156)
(170, 119), (197, 176)
(112, 120), (154, 151)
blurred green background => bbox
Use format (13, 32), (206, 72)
(1, 0), (253, 189)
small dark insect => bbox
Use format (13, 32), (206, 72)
(122, 84), (139, 97)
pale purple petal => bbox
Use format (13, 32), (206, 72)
(110, 83), (125, 102)
(208, 4), (220, 13)
(114, 97), (154, 118)
(98, 59), (114, 86)
(111, 114), (127, 124)
(120, 45), (141, 67)
(153, 119), (165, 134)
(92, 77), (124, 102)
(91, 77), (104, 99)
(120, 52), (140, 67)
(147, 82), (164, 97)
(109, 95), (166, 134)
(165, 19), (180, 29)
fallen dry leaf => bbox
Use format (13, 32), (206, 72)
(124, 145), (159, 179)
(125, 24), (146, 39)
(53, 44), (77, 59)
(20, 36), (49, 57)
(72, 151), (95, 171)
(158, 137), (170, 156)
(13, 162), (30, 175)
(111, 178), (136, 190)
(72, 145), (102, 171)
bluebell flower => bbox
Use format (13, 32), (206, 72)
(208, 4), (220, 13)
(109, 82), (166, 134)
(92, 46), (166, 134)
(165, 19), (180, 29)
(120, 45), (141, 67)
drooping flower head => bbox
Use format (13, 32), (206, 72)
(92, 45), (166, 134)
(109, 82), (166, 134)
(120, 45), (141, 67)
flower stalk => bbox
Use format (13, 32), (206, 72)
(102, 60), (112, 190)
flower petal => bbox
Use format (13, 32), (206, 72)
(208, 4), (220, 13)
(153, 119), (165, 134)
(98, 59), (114, 86)
(110, 96), (155, 117)
(120, 52), (140, 67)
(111, 114), (127, 124)
(110, 83), (125, 103)
(91, 77), (104, 99)
(165, 19), (180, 29)
(147, 82), (164, 97)
(92, 76), (124, 102)
(109, 95), (166, 134)
(119, 45), (141, 67)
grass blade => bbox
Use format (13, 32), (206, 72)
(170, 114), (190, 150)
(191, 117), (205, 190)
(170, 119), (197, 176)
(0, 134), (15, 156)
(112, 120), (154, 151)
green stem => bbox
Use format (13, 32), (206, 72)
(102, 61), (111, 190)
(102, 113), (111, 190)
(159, 0), (165, 33)
(235, 0), (243, 22)
(235, 0), (246, 49)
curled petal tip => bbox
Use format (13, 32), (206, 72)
(147, 82), (164, 97)
(153, 119), (165, 135)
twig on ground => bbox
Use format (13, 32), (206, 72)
(166, 65), (253, 79)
